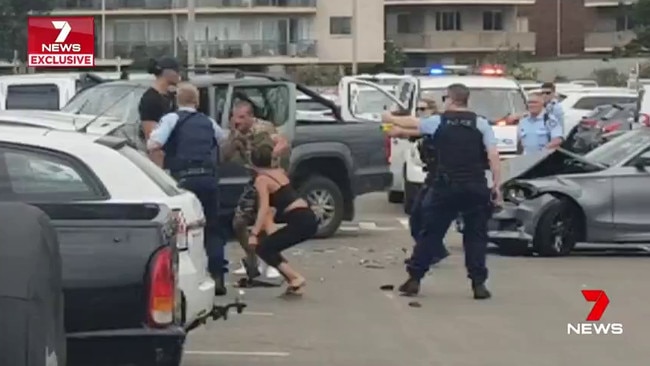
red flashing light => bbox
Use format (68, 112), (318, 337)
(479, 65), (505, 76)
(602, 122), (622, 133)
(640, 113), (650, 127)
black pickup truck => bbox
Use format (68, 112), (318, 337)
(38, 202), (184, 366)
(59, 71), (392, 238)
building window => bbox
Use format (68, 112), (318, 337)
(397, 14), (411, 33)
(330, 16), (351, 35)
(483, 11), (504, 31)
(435, 11), (461, 31)
(616, 15), (635, 31)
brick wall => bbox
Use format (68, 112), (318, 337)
(521, 0), (595, 58)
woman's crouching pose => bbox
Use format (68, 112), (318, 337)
(248, 145), (318, 295)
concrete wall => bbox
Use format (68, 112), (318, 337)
(523, 57), (646, 81)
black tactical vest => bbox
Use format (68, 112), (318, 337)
(163, 110), (218, 174)
(432, 111), (487, 185)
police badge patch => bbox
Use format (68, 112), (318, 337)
(547, 118), (558, 128)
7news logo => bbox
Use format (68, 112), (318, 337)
(27, 16), (95, 67)
(567, 290), (623, 335)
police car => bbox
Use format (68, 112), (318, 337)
(0, 110), (217, 333)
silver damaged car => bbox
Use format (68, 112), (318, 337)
(489, 128), (650, 256)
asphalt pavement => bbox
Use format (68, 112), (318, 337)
(182, 192), (650, 366)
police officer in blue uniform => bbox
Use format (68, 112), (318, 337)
(518, 92), (564, 154)
(541, 82), (564, 129)
(147, 82), (228, 295)
(383, 83), (503, 299)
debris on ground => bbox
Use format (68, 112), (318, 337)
(379, 284), (394, 291)
(364, 263), (385, 269)
(367, 248), (375, 253)
(408, 301), (422, 308)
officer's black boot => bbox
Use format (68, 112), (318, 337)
(471, 283), (491, 300)
(214, 272), (227, 296)
(398, 277), (421, 296)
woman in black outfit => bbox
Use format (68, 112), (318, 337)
(248, 145), (318, 295)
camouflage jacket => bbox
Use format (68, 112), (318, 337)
(222, 119), (289, 170)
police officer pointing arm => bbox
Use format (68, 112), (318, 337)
(382, 83), (500, 300)
(147, 82), (228, 295)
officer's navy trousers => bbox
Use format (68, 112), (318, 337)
(408, 184), (449, 265)
(407, 180), (490, 284)
(177, 175), (227, 278)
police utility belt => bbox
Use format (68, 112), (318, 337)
(171, 167), (215, 178)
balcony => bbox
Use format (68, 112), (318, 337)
(584, 0), (636, 7)
(584, 31), (636, 51)
(105, 41), (174, 60)
(52, 0), (316, 14)
(191, 39), (318, 64)
(390, 31), (535, 52)
(385, 0), (535, 5)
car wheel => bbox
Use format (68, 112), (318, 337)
(494, 239), (529, 256)
(388, 190), (404, 203)
(533, 199), (581, 257)
(299, 176), (344, 239)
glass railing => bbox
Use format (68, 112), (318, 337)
(54, 0), (315, 9)
(190, 39), (317, 58)
(105, 41), (174, 60)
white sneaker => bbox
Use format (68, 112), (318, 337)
(264, 266), (281, 279)
(232, 264), (248, 275)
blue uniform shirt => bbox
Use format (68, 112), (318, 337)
(148, 106), (226, 149)
(518, 112), (563, 155)
(545, 99), (564, 129)
(419, 114), (497, 149)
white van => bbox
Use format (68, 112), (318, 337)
(0, 73), (103, 111)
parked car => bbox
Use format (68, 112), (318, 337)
(0, 123), (241, 364)
(559, 90), (637, 135)
(15, 71), (392, 238)
(489, 128), (650, 256)
(565, 103), (650, 154)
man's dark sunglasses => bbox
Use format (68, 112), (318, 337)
(542, 91), (552, 95)
(442, 95), (448, 102)
(416, 107), (428, 112)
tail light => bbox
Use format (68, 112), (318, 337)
(602, 122), (622, 133)
(640, 113), (650, 127)
(384, 135), (392, 163)
(172, 209), (188, 250)
(147, 246), (176, 327)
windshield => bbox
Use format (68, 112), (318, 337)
(419, 88), (526, 121)
(63, 84), (146, 122)
(585, 131), (650, 166)
(354, 89), (393, 115)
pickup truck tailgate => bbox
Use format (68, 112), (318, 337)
(34, 203), (175, 333)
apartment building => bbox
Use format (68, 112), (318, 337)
(385, 0), (536, 66)
(522, 0), (637, 57)
(50, 0), (384, 66)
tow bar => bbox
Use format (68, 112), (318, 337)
(210, 299), (247, 321)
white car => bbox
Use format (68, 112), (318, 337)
(0, 111), (216, 332)
(559, 91), (637, 135)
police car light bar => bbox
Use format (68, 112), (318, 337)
(478, 64), (506, 76)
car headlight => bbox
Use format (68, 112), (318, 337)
(504, 186), (527, 203)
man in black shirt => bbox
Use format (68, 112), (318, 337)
(138, 56), (181, 166)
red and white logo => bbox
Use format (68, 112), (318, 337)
(27, 16), (95, 67)
(567, 290), (623, 335)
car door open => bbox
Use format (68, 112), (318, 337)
(338, 76), (414, 122)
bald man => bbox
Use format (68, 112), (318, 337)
(147, 82), (228, 295)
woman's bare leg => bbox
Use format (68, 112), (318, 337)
(277, 262), (306, 294)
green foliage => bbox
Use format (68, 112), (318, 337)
(590, 68), (627, 86)
(631, 0), (650, 50)
(290, 65), (342, 85)
(382, 40), (406, 73)
(485, 48), (538, 80)
(554, 75), (569, 82)
(0, 0), (54, 62)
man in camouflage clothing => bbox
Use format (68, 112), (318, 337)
(222, 100), (289, 279)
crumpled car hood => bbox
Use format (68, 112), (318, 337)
(504, 148), (606, 183)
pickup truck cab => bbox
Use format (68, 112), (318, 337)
(51, 71), (391, 237)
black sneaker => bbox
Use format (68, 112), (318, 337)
(398, 277), (420, 296)
(242, 258), (261, 279)
(472, 283), (491, 300)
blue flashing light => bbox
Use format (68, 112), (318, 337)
(429, 67), (445, 75)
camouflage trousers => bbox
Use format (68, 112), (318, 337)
(234, 179), (258, 225)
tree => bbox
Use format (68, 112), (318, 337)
(0, 0), (54, 62)
(631, 0), (650, 50)
(381, 40), (406, 73)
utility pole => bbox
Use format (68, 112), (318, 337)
(187, 0), (196, 71)
(351, 0), (358, 74)
(101, 0), (106, 59)
(555, 0), (561, 57)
